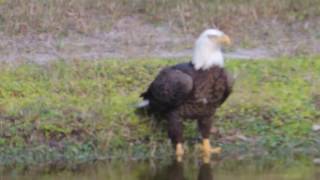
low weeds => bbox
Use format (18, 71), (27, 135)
(0, 0), (319, 35)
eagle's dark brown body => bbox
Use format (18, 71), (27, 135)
(141, 62), (233, 145)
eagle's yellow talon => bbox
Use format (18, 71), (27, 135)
(176, 155), (183, 162)
(201, 139), (221, 163)
(211, 147), (222, 154)
(202, 154), (211, 164)
(176, 143), (184, 162)
(201, 139), (212, 155)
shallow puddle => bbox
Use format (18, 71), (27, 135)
(1, 158), (319, 180)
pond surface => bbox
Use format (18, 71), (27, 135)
(2, 158), (319, 180)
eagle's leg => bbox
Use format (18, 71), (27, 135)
(198, 117), (221, 163)
(167, 112), (184, 162)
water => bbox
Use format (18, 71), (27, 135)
(2, 158), (319, 180)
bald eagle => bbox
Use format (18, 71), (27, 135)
(139, 29), (234, 162)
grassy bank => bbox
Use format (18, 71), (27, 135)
(0, 58), (320, 165)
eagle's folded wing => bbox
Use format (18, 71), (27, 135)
(141, 68), (193, 108)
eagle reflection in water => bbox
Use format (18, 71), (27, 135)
(144, 160), (214, 180)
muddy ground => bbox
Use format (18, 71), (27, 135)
(0, 15), (319, 63)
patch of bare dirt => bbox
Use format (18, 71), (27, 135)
(0, 15), (319, 63)
(0, 16), (191, 63)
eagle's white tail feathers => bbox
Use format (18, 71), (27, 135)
(137, 100), (150, 108)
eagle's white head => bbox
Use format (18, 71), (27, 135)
(192, 29), (231, 70)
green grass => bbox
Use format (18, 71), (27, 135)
(0, 57), (320, 165)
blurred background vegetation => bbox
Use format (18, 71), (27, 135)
(0, 0), (320, 60)
(1, 0), (319, 35)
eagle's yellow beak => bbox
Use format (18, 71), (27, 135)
(217, 34), (231, 46)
